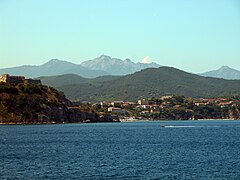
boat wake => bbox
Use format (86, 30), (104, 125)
(161, 125), (220, 128)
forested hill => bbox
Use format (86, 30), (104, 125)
(38, 67), (240, 102)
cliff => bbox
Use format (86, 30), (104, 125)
(0, 82), (118, 124)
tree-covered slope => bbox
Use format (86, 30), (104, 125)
(38, 74), (89, 87)
(38, 74), (121, 87)
(0, 83), (102, 123)
(40, 67), (240, 101)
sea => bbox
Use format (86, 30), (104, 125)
(1, 120), (240, 179)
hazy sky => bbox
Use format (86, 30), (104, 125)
(0, 0), (240, 72)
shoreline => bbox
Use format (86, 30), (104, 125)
(1, 118), (239, 125)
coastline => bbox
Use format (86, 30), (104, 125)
(1, 118), (239, 125)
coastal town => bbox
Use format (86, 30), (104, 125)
(83, 95), (240, 120)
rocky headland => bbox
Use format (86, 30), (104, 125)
(0, 81), (118, 124)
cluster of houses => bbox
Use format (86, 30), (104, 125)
(92, 95), (238, 116)
(193, 98), (236, 108)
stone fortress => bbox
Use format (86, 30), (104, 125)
(0, 74), (41, 85)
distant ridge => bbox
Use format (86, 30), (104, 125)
(200, 66), (240, 80)
(0, 59), (109, 78)
(0, 55), (161, 78)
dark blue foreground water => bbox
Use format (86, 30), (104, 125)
(1, 120), (240, 179)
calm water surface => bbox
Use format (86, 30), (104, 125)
(1, 120), (240, 179)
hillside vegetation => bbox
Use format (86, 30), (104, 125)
(38, 67), (240, 102)
(0, 83), (117, 124)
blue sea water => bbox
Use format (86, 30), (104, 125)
(1, 120), (240, 179)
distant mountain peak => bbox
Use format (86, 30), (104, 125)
(81, 55), (161, 75)
(124, 58), (132, 63)
(48, 58), (62, 63)
(43, 59), (69, 66)
(99, 54), (111, 60)
(50, 58), (60, 62)
(216, 65), (239, 72)
(200, 66), (240, 80)
(219, 65), (231, 70)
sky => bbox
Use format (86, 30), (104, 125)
(0, 0), (240, 73)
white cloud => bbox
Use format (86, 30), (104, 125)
(141, 56), (151, 64)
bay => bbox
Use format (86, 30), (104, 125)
(1, 120), (240, 179)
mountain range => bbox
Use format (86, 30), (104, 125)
(38, 67), (240, 102)
(1, 55), (239, 79)
(0, 59), (108, 78)
(0, 55), (160, 78)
